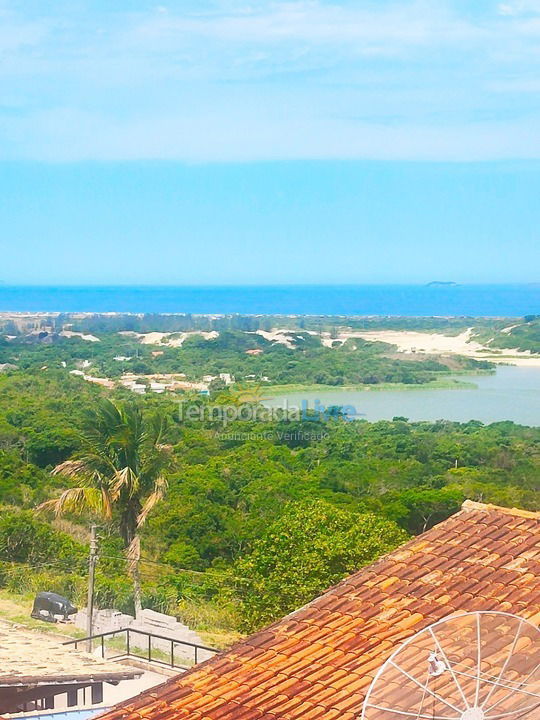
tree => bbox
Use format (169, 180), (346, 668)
(38, 398), (170, 616)
(385, 487), (463, 534)
(236, 499), (408, 630)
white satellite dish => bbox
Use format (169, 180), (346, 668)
(361, 611), (540, 720)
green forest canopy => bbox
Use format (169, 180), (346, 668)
(0, 368), (538, 635)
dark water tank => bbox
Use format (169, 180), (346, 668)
(31, 591), (78, 622)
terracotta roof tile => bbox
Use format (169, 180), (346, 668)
(98, 501), (540, 720)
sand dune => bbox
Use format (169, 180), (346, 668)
(324, 328), (540, 366)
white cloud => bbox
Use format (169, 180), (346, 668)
(498, 1), (540, 15)
(0, 1), (540, 161)
(3, 97), (540, 163)
(127, 2), (473, 47)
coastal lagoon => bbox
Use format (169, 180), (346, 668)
(263, 366), (540, 426)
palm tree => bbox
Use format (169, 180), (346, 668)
(39, 398), (170, 616)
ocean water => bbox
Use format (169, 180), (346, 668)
(0, 284), (538, 316)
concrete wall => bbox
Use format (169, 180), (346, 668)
(75, 608), (215, 664)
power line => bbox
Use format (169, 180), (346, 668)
(0, 560), (83, 575)
(0, 556), (248, 584)
(98, 553), (249, 581)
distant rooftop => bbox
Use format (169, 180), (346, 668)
(99, 501), (540, 720)
(0, 624), (141, 687)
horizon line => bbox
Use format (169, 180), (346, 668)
(1, 282), (539, 289)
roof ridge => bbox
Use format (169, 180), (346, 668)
(258, 501), (540, 630)
(461, 499), (540, 519)
(95, 501), (540, 720)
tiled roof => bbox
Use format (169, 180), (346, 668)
(99, 501), (540, 720)
(0, 623), (141, 686)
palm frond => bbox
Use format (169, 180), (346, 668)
(144, 412), (169, 447)
(101, 487), (113, 520)
(139, 448), (170, 489)
(110, 466), (140, 499)
(81, 451), (119, 476)
(52, 459), (88, 477)
(37, 486), (110, 519)
(36, 498), (62, 514)
(136, 475), (168, 528)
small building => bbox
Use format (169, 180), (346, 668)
(0, 624), (141, 715)
(86, 376), (116, 390)
(70, 371), (115, 390)
(149, 382), (166, 394)
(0, 364), (18, 373)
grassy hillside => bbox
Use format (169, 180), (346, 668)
(490, 317), (540, 353)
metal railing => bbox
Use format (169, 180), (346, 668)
(63, 627), (218, 669)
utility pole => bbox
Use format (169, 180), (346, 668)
(86, 525), (98, 653)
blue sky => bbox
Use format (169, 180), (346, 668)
(1, 1), (540, 284)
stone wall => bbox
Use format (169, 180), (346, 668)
(75, 608), (215, 664)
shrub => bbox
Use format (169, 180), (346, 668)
(236, 499), (408, 630)
(0, 510), (86, 572)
